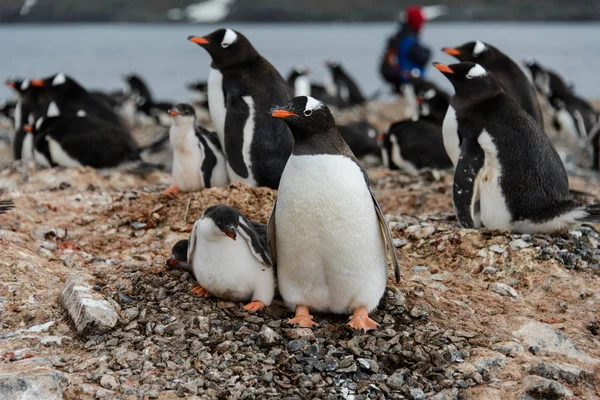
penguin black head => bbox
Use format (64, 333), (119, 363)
(186, 80), (207, 92)
(187, 28), (258, 69)
(31, 73), (85, 95)
(433, 62), (502, 103)
(5, 77), (24, 94)
(271, 96), (337, 138)
(166, 239), (189, 268)
(169, 103), (196, 124)
(442, 41), (496, 63)
(202, 205), (242, 241)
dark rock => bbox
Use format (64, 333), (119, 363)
(523, 375), (573, 398)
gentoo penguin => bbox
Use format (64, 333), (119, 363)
(186, 80), (210, 109)
(0, 199), (14, 215)
(338, 121), (381, 165)
(324, 60), (366, 108)
(434, 61), (600, 233)
(409, 77), (450, 125)
(166, 239), (195, 277)
(286, 65), (312, 97)
(123, 73), (172, 127)
(31, 73), (127, 129)
(442, 41), (543, 127)
(186, 205), (274, 312)
(269, 96), (400, 331)
(188, 28), (294, 189)
(522, 60), (573, 100)
(28, 115), (144, 170)
(139, 132), (174, 173)
(164, 103), (228, 195)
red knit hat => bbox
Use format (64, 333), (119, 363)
(406, 6), (425, 32)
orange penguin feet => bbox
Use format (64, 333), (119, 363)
(347, 306), (379, 332)
(243, 300), (265, 312)
(191, 285), (210, 297)
(163, 185), (181, 196)
(288, 305), (319, 328)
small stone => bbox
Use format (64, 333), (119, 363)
(489, 283), (518, 298)
(387, 371), (404, 390)
(324, 359), (338, 372)
(0, 369), (68, 400)
(393, 238), (408, 247)
(262, 372), (274, 383)
(430, 274), (444, 281)
(410, 305), (428, 318)
(100, 375), (118, 390)
(356, 358), (371, 371)
(410, 388), (426, 400)
(130, 221), (147, 230)
(412, 266), (428, 272)
(257, 325), (281, 346)
(59, 275), (118, 335)
(155, 288), (167, 301)
(288, 339), (308, 353)
(492, 342), (524, 357)
(197, 316), (210, 332)
(284, 328), (315, 341)
(529, 361), (589, 385)
(509, 239), (531, 250)
(337, 363), (357, 374)
(489, 245), (505, 254)
(568, 230), (582, 239)
(460, 387), (503, 400)
(523, 375), (573, 398)
(482, 267), (497, 274)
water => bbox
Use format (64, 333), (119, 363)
(1, 22), (599, 103)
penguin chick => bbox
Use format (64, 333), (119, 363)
(163, 103), (228, 195)
(188, 205), (274, 312)
(166, 239), (195, 277)
(434, 61), (600, 234)
(269, 96), (400, 332)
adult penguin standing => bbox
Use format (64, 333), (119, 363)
(187, 28), (294, 189)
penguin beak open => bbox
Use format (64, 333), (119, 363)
(24, 125), (33, 133)
(271, 109), (299, 119)
(30, 79), (45, 87)
(169, 109), (179, 116)
(442, 47), (461, 56)
(188, 36), (209, 45)
(223, 226), (237, 241)
(433, 63), (454, 74)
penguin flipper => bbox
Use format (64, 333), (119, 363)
(267, 201), (277, 267)
(238, 217), (273, 267)
(370, 190), (400, 283)
(453, 138), (485, 229)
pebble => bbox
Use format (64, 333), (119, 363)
(489, 245), (506, 254)
(482, 267), (497, 274)
(412, 265), (428, 272)
(258, 325), (281, 346)
(100, 374), (118, 390)
(488, 283), (518, 298)
(523, 375), (573, 398)
(492, 342), (524, 357)
(529, 360), (589, 385)
(410, 388), (426, 400)
(509, 239), (531, 250)
(393, 238), (408, 247)
(387, 371), (405, 390)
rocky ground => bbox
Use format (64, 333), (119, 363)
(0, 99), (600, 399)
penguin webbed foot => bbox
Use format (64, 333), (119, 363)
(163, 185), (181, 196)
(243, 300), (265, 313)
(288, 305), (319, 328)
(347, 306), (379, 332)
(191, 285), (210, 297)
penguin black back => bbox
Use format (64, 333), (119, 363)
(443, 41), (543, 126)
(326, 61), (365, 106)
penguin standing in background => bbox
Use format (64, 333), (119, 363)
(184, 205), (275, 312)
(324, 60), (366, 108)
(522, 60), (573, 100)
(163, 103), (228, 195)
(434, 61), (600, 234)
(410, 77), (450, 125)
(286, 65), (312, 97)
(269, 96), (400, 331)
(31, 73), (127, 129)
(188, 28), (294, 189)
(442, 41), (543, 127)
(27, 114), (144, 170)
(123, 73), (173, 127)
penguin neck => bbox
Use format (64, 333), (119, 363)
(451, 88), (502, 112)
(291, 128), (352, 157)
(169, 122), (197, 151)
(210, 50), (260, 70)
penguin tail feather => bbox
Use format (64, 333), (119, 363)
(0, 199), (15, 214)
(580, 204), (600, 223)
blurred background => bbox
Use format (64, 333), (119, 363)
(1, 0), (599, 101)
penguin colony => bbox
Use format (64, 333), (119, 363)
(2, 28), (600, 332)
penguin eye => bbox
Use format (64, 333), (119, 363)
(303, 110), (313, 117)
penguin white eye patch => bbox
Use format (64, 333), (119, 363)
(221, 29), (238, 48)
(472, 40), (487, 56)
(466, 64), (487, 79)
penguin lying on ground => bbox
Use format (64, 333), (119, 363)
(442, 41), (543, 128)
(31, 73), (128, 130)
(0, 199), (14, 215)
(188, 28), (294, 189)
(138, 132), (174, 173)
(409, 77), (450, 125)
(174, 205), (274, 312)
(269, 96), (400, 332)
(166, 239), (195, 277)
(338, 121), (381, 166)
(434, 61), (600, 234)
(163, 103), (228, 195)
(27, 115), (150, 171)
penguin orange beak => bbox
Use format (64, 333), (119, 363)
(416, 96), (424, 103)
(30, 79), (45, 87)
(24, 125), (33, 133)
(271, 109), (299, 119)
(188, 36), (209, 45)
(169, 109), (179, 116)
(376, 134), (384, 141)
(166, 256), (181, 267)
(433, 63), (454, 74)
(5, 81), (15, 88)
(442, 47), (461, 56)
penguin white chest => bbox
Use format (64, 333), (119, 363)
(47, 137), (82, 168)
(442, 105), (460, 166)
(207, 68), (226, 145)
(190, 218), (273, 304)
(275, 154), (387, 315)
(477, 131), (512, 231)
(21, 132), (34, 162)
(170, 126), (205, 191)
(14, 100), (22, 130)
(389, 134), (417, 173)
